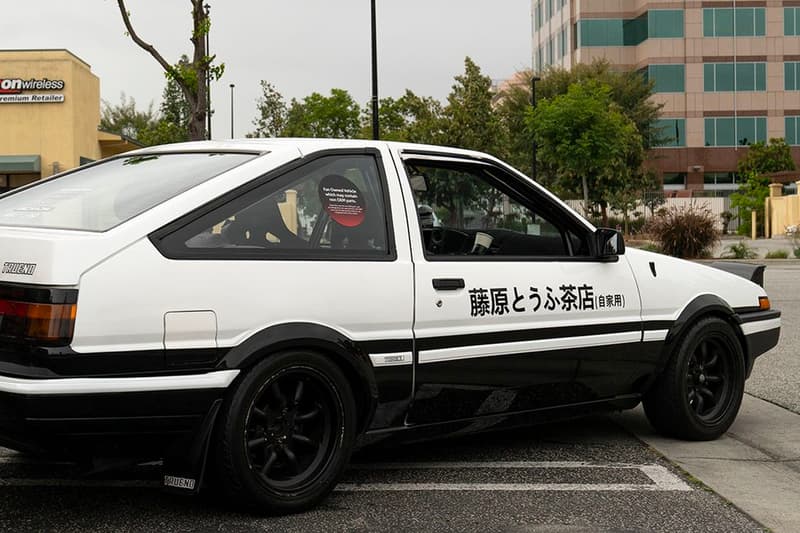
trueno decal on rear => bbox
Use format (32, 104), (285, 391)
(163, 475), (196, 490)
(2, 262), (37, 275)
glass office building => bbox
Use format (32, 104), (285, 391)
(532, 1), (800, 192)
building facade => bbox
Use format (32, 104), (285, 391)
(532, 0), (800, 193)
(0, 50), (138, 193)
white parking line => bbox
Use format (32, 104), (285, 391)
(0, 479), (159, 488)
(0, 456), (73, 465)
(0, 460), (692, 492)
(339, 461), (692, 492)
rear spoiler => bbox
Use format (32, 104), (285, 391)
(709, 262), (766, 287)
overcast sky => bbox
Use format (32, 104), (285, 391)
(1, 1), (532, 138)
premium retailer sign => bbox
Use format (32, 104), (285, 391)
(0, 50), (139, 192)
(0, 77), (66, 104)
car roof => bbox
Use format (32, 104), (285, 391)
(125, 138), (494, 161)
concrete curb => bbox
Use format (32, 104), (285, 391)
(615, 394), (800, 533)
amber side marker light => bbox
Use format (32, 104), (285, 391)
(758, 296), (771, 311)
(0, 299), (77, 344)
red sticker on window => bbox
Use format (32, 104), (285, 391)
(318, 174), (366, 227)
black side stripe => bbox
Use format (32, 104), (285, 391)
(359, 339), (414, 354)
(416, 321), (653, 352)
(642, 320), (673, 331)
(345, 321), (675, 357)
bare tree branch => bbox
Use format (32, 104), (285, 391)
(116, 0), (173, 75)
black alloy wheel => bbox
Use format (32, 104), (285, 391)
(685, 338), (732, 424)
(643, 317), (745, 441)
(244, 369), (337, 491)
(215, 351), (356, 514)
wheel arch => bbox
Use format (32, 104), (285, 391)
(216, 322), (379, 434)
(659, 294), (749, 374)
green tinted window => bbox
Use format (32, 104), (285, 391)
(704, 8), (764, 36)
(546, 0), (553, 20)
(653, 119), (686, 147)
(786, 116), (800, 145)
(736, 8), (754, 36)
(649, 10), (684, 38)
(787, 63), (800, 90)
(787, 8), (800, 36)
(649, 65), (685, 92)
(663, 173), (687, 186)
(705, 117), (766, 146)
(623, 14), (648, 45)
(577, 17), (648, 46)
(578, 19), (623, 46)
(536, 2), (542, 29)
(705, 63), (765, 92)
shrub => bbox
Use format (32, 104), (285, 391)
(638, 243), (661, 253)
(646, 204), (720, 258)
(765, 249), (789, 259)
(795, 248), (800, 259)
(588, 215), (647, 235)
(723, 241), (758, 259)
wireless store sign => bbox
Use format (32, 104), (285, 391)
(0, 78), (66, 104)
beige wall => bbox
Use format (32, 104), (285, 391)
(0, 50), (101, 178)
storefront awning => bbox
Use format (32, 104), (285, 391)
(0, 155), (41, 174)
(98, 131), (143, 158)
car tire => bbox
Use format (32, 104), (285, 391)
(642, 317), (745, 441)
(214, 351), (356, 514)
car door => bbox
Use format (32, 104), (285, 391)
(393, 151), (643, 424)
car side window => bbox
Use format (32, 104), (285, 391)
(159, 154), (392, 259)
(405, 159), (587, 258)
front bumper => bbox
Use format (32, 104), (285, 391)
(738, 309), (781, 376)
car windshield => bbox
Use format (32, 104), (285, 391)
(0, 152), (257, 232)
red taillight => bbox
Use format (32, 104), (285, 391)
(0, 298), (77, 344)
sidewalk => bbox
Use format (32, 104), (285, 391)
(615, 394), (800, 533)
(713, 235), (797, 259)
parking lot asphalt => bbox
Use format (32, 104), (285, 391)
(746, 261), (800, 413)
(0, 417), (764, 532)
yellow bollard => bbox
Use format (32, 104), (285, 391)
(752, 210), (757, 240)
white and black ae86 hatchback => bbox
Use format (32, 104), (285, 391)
(0, 139), (780, 513)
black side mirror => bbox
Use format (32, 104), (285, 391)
(595, 228), (625, 259)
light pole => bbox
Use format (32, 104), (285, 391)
(370, 0), (379, 140)
(229, 83), (235, 138)
(531, 75), (541, 181)
(204, 2), (212, 140)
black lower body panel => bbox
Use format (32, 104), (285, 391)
(0, 388), (224, 459)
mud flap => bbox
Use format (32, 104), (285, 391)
(162, 399), (221, 495)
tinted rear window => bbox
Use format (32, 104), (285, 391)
(0, 152), (257, 232)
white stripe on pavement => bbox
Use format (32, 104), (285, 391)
(335, 482), (686, 492)
(0, 479), (159, 488)
(344, 461), (691, 492)
(0, 460), (691, 492)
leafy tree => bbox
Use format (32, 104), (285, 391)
(100, 93), (158, 141)
(738, 138), (796, 175)
(536, 59), (662, 149)
(116, 0), (224, 140)
(138, 61), (192, 146)
(358, 90), (444, 143)
(494, 70), (536, 174)
(731, 138), (796, 235)
(248, 81), (288, 138)
(529, 81), (643, 216)
(440, 57), (505, 156)
(283, 89), (361, 139)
